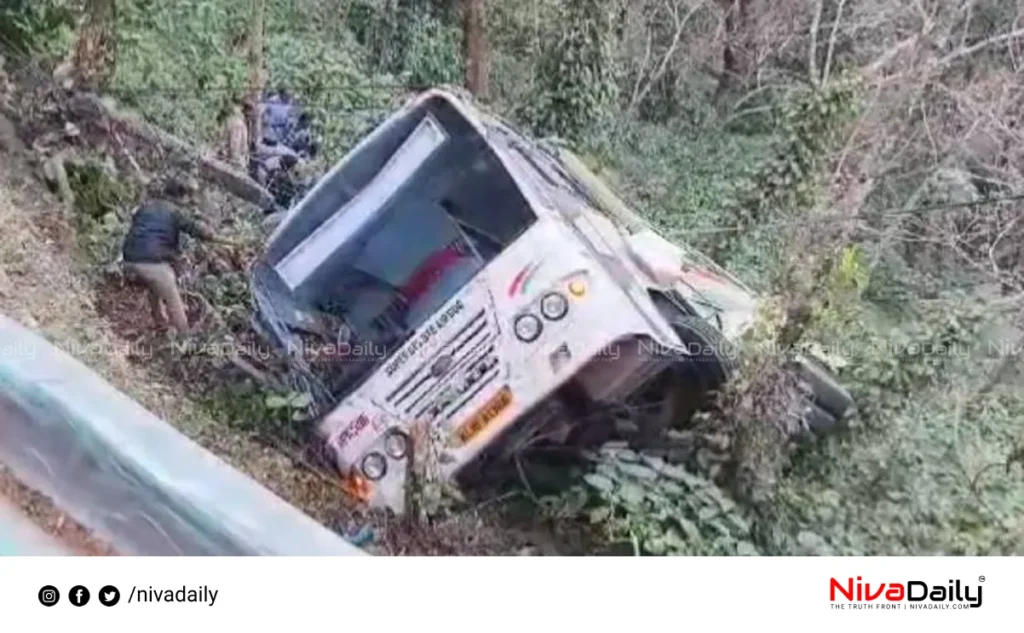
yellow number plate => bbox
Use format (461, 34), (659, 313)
(454, 386), (513, 446)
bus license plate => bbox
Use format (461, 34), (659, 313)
(455, 386), (513, 446)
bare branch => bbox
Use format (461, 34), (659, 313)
(935, 27), (1024, 67)
(919, 101), (939, 162)
(959, 0), (976, 49)
(628, 24), (656, 112)
(988, 215), (1020, 275)
(630, 0), (706, 115)
(863, 36), (922, 77)
(808, 0), (824, 85)
(822, 0), (848, 86)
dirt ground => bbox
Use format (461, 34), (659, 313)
(0, 148), (362, 543)
(0, 464), (115, 555)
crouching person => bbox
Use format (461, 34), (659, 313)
(121, 178), (237, 333)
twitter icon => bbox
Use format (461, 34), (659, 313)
(99, 585), (120, 607)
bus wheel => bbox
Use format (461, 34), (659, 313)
(792, 354), (856, 424)
(650, 315), (738, 432)
(667, 314), (737, 390)
(785, 355), (856, 442)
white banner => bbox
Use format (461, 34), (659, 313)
(0, 557), (1010, 631)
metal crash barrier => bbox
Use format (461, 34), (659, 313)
(0, 498), (69, 555)
(0, 315), (364, 556)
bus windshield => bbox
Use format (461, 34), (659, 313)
(275, 116), (538, 399)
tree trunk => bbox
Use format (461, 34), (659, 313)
(713, 0), (751, 106)
(245, 0), (266, 145)
(462, 0), (490, 99)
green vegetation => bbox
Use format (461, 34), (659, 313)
(4, 0), (1024, 555)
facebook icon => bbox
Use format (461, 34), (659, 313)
(69, 585), (90, 606)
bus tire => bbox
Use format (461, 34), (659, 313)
(798, 401), (838, 442)
(640, 314), (738, 431)
(665, 314), (737, 388)
(792, 354), (855, 424)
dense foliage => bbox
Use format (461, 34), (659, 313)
(5, 0), (1024, 555)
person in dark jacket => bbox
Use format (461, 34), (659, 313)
(250, 137), (299, 185)
(121, 178), (237, 333)
(267, 153), (302, 210)
(289, 112), (315, 158)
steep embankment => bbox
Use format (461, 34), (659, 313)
(0, 141), (363, 540)
(0, 120), (570, 556)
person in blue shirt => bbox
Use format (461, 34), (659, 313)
(260, 87), (296, 144)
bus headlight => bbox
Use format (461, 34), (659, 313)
(383, 429), (409, 459)
(513, 313), (543, 342)
(360, 452), (387, 480)
(540, 292), (569, 320)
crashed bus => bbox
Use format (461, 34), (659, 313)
(251, 88), (854, 513)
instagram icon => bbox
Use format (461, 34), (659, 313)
(38, 585), (60, 607)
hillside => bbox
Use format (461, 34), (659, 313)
(0, 136), (348, 542)
(1, 0), (1024, 556)
(0, 111), (578, 554)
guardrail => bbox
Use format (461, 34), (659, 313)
(0, 315), (364, 556)
(0, 498), (69, 555)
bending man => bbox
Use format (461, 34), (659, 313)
(121, 178), (237, 333)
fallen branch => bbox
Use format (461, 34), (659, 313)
(65, 92), (276, 210)
(226, 351), (282, 391)
(41, 152), (76, 215)
(111, 130), (144, 179)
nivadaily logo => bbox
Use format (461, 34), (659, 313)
(830, 576), (984, 610)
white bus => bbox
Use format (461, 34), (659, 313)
(251, 88), (854, 513)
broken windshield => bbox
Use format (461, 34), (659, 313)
(271, 103), (537, 399)
(317, 200), (481, 348)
